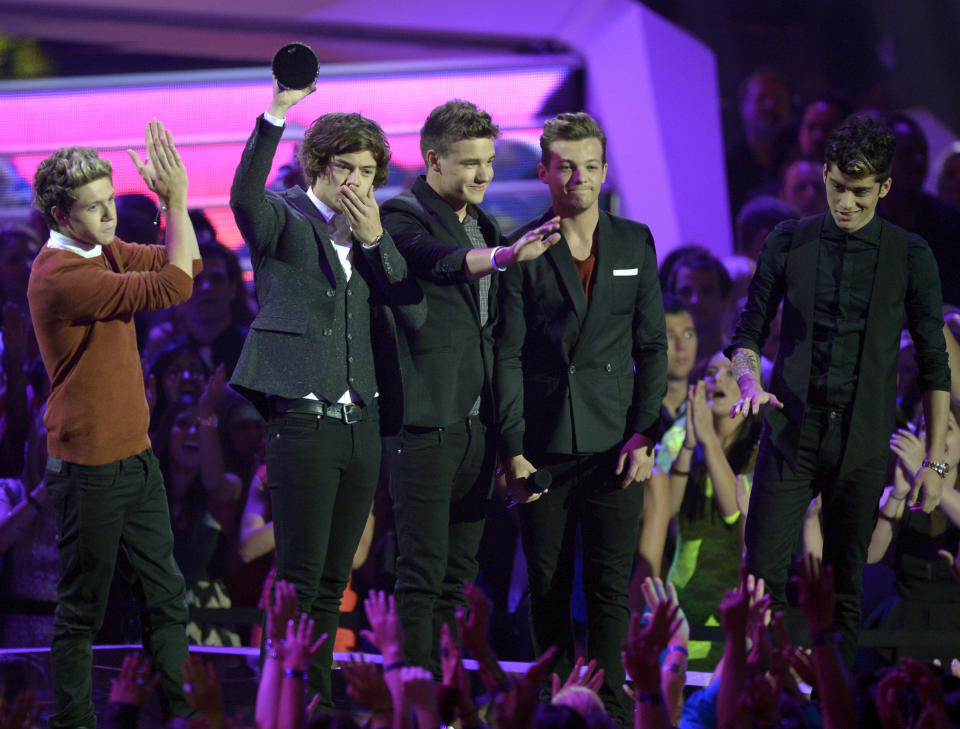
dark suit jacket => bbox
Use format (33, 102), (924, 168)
(228, 116), (425, 433)
(381, 176), (504, 428)
(495, 209), (668, 458)
(730, 214), (949, 475)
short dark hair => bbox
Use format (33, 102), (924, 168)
(539, 112), (607, 166)
(299, 113), (391, 189)
(665, 249), (732, 299)
(33, 146), (113, 229)
(420, 100), (499, 160)
(824, 114), (897, 181)
(736, 195), (799, 255)
(662, 292), (691, 317)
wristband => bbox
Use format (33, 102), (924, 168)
(680, 443), (696, 451)
(888, 491), (907, 501)
(283, 668), (307, 680)
(490, 246), (508, 272)
(809, 631), (842, 647)
(384, 660), (407, 673)
(636, 691), (663, 705)
(878, 511), (899, 523)
(670, 467), (690, 476)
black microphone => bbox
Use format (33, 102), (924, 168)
(524, 469), (552, 495)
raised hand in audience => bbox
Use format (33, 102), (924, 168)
(439, 622), (479, 727)
(640, 577), (688, 726)
(341, 657), (392, 729)
(400, 666), (441, 729)
(623, 600), (680, 729)
(0, 691), (40, 729)
(255, 579), (299, 729)
(457, 581), (507, 690)
(182, 656), (227, 729)
(737, 672), (781, 729)
(493, 646), (558, 729)
(361, 590), (405, 663)
(110, 653), (160, 708)
(551, 656), (604, 699)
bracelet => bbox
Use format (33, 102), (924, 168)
(283, 668), (307, 680)
(809, 631), (842, 647)
(664, 644), (688, 657)
(681, 443), (696, 451)
(636, 691), (663, 705)
(383, 660), (407, 673)
(490, 246), (508, 272)
(888, 491), (907, 501)
(671, 467), (690, 476)
(877, 512), (899, 523)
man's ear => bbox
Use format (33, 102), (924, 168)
(425, 149), (441, 174)
(878, 176), (893, 198)
(51, 206), (69, 228)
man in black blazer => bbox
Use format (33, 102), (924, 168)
(229, 79), (424, 709)
(729, 114), (950, 666)
(380, 100), (559, 672)
(496, 112), (667, 725)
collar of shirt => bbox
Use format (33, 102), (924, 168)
(822, 212), (882, 246)
(306, 186), (353, 278)
(46, 229), (103, 258)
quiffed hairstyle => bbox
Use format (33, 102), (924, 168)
(540, 112), (607, 166)
(33, 147), (113, 229)
(298, 113), (391, 189)
(824, 114), (897, 182)
(420, 100), (499, 160)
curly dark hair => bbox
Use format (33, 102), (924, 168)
(824, 114), (897, 181)
(298, 113), (391, 189)
(419, 100), (500, 160)
(539, 112), (607, 165)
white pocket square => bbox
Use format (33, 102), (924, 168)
(612, 268), (638, 276)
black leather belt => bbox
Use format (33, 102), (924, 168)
(269, 397), (370, 424)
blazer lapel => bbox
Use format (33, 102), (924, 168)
(578, 211), (613, 336)
(543, 209), (588, 325)
(287, 188), (343, 288)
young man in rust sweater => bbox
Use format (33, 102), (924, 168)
(28, 120), (200, 729)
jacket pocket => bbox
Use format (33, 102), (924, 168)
(250, 315), (307, 334)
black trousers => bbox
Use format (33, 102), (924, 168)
(383, 417), (495, 673)
(745, 405), (887, 667)
(45, 449), (192, 729)
(519, 447), (645, 729)
(266, 411), (381, 710)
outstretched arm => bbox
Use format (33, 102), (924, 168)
(729, 347), (783, 416)
(462, 217), (560, 280)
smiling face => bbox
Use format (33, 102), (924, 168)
(312, 150), (378, 213)
(426, 137), (496, 216)
(168, 404), (202, 469)
(538, 137), (607, 215)
(823, 163), (891, 232)
(703, 351), (741, 414)
(53, 176), (117, 247)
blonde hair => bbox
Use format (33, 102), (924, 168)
(33, 147), (113, 228)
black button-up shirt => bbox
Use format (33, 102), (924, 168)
(808, 214), (881, 406)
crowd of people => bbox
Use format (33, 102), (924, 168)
(1, 62), (960, 729)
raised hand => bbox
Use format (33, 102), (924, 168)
(182, 656), (227, 729)
(509, 217), (561, 264)
(360, 590), (405, 662)
(551, 656), (604, 699)
(689, 381), (716, 445)
(640, 577), (689, 645)
(493, 646), (559, 729)
(622, 600), (682, 692)
(110, 652), (160, 707)
(267, 75), (316, 119)
(889, 427), (925, 479)
(341, 656), (392, 719)
(791, 554), (835, 636)
(737, 672), (781, 727)
(127, 119), (188, 209)
(400, 665), (439, 716)
(439, 622), (473, 719)
(456, 581), (492, 661)
(266, 579), (299, 644)
(283, 613), (327, 672)
(198, 363), (228, 419)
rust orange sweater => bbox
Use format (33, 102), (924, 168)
(28, 238), (196, 465)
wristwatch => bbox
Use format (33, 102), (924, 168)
(921, 459), (949, 478)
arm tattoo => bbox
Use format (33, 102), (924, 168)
(731, 349), (761, 385)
